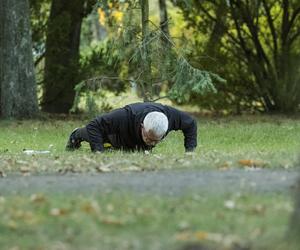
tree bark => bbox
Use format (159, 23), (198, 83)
(41, 0), (94, 113)
(140, 0), (152, 101)
(158, 0), (170, 45)
(204, 1), (228, 58)
(0, 0), (38, 118)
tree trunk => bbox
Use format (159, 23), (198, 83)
(158, 0), (170, 45)
(205, 1), (228, 59)
(0, 0), (38, 118)
(41, 0), (85, 113)
(140, 0), (152, 101)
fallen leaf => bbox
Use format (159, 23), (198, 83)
(175, 231), (242, 247)
(96, 165), (113, 173)
(175, 232), (192, 241)
(7, 220), (18, 230)
(50, 208), (69, 216)
(30, 194), (46, 203)
(100, 216), (124, 226)
(16, 160), (29, 165)
(121, 166), (141, 172)
(20, 167), (31, 176)
(248, 204), (266, 215)
(218, 161), (231, 171)
(238, 159), (266, 168)
(81, 201), (100, 214)
(195, 231), (209, 240)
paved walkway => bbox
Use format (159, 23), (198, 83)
(1, 169), (299, 196)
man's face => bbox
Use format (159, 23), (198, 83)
(141, 124), (163, 146)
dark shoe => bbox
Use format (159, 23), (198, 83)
(65, 128), (81, 151)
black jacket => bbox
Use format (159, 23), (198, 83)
(86, 102), (197, 152)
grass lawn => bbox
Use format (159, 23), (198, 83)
(0, 192), (296, 250)
(0, 115), (299, 172)
(0, 115), (299, 249)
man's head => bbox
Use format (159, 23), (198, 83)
(141, 111), (168, 146)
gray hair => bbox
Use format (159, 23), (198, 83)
(143, 111), (168, 138)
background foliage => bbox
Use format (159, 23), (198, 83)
(26, 0), (300, 114)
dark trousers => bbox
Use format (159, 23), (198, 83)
(73, 127), (113, 150)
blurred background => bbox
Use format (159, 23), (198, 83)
(1, 0), (300, 118)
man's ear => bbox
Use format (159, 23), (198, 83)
(141, 123), (144, 129)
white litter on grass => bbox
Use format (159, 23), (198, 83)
(23, 150), (51, 155)
(224, 200), (236, 209)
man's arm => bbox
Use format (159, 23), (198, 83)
(167, 107), (197, 152)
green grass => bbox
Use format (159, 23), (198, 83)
(0, 192), (296, 250)
(0, 115), (299, 249)
(0, 115), (299, 173)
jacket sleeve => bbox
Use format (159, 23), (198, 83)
(167, 107), (197, 152)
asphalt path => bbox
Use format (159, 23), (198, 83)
(0, 169), (299, 196)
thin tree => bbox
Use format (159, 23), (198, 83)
(140, 0), (153, 100)
(158, 0), (170, 45)
(0, 0), (39, 118)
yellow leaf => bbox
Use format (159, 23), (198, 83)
(238, 159), (266, 168)
(97, 8), (106, 25)
(238, 159), (253, 166)
(112, 10), (123, 22)
(217, 161), (230, 171)
(81, 201), (100, 214)
(195, 231), (209, 240)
